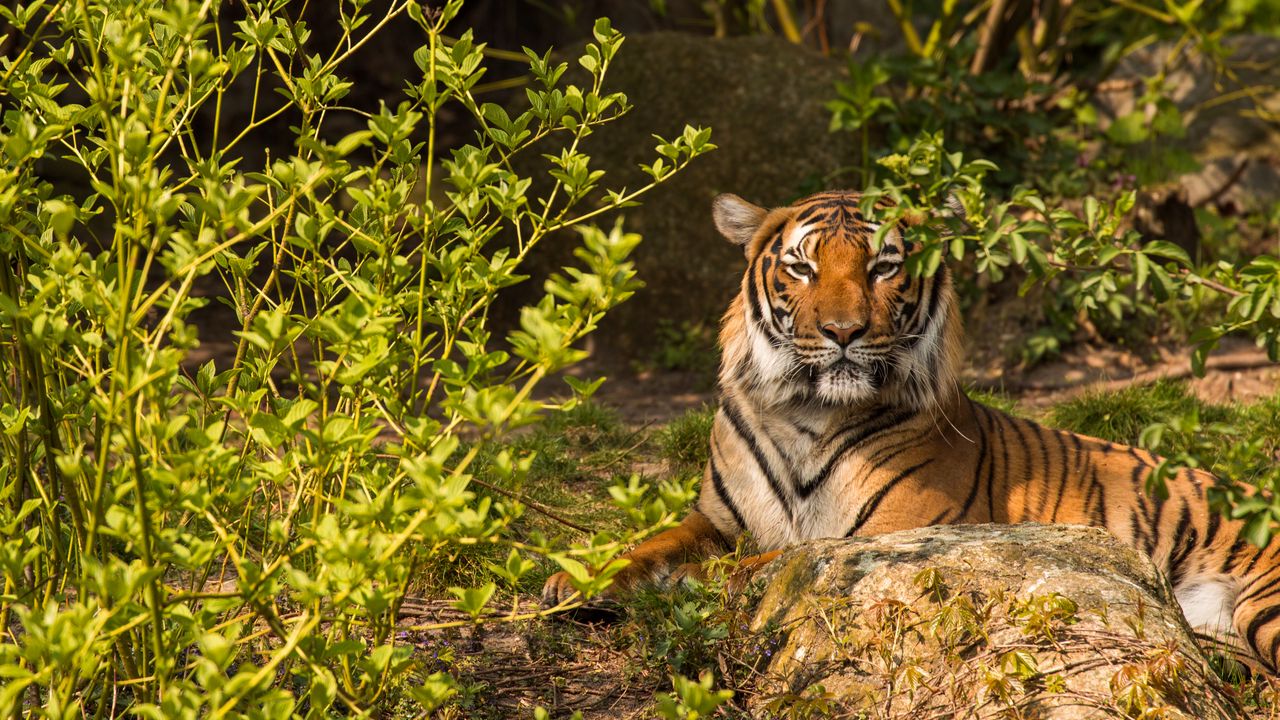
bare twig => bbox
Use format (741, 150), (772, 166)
(1193, 157), (1250, 209)
(468, 476), (595, 534)
(970, 0), (1010, 75)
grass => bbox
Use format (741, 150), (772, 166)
(965, 384), (1021, 415)
(1046, 378), (1228, 445)
(1047, 379), (1280, 483)
(656, 404), (716, 474)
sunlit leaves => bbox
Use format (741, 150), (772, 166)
(0, 1), (708, 717)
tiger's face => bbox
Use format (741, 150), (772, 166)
(714, 191), (957, 409)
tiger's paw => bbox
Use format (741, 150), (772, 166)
(540, 570), (579, 609)
(540, 571), (623, 620)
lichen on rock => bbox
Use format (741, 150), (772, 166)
(745, 524), (1243, 719)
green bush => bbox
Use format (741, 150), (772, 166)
(837, 0), (1280, 542)
(0, 0), (710, 715)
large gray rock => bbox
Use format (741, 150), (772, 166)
(1098, 36), (1280, 212)
(747, 524), (1243, 719)
(511, 33), (855, 357)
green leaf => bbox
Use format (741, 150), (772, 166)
(1106, 112), (1149, 145)
(448, 583), (496, 619)
(1242, 512), (1273, 548)
(1142, 240), (1192, 267)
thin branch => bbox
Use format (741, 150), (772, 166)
(1193, 158), (1249, 209)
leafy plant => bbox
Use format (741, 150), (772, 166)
(0, 0), (713, 715)
(655, 670), (735, 720)
(642, 319), (720, 382)
(826, 1), (1280, 549)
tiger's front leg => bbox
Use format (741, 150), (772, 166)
(540, 510), (731, 609)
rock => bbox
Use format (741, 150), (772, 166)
(1097, 35), (1280, 212)
(508, 33), (855, 357)
(746, 524), (1243, 719)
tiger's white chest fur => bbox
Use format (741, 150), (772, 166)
(714, 402), (889, 551)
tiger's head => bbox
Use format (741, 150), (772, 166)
(713, 190), (963, 412)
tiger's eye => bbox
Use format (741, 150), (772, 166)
(872, 261), (900, 279)
(788, 263), (814, 279)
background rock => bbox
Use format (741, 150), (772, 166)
(507, 32), (856, 359)
(1098, 35), (1280, 213)
(746, 524), (1243, 719)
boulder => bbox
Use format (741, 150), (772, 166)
(1098, 35), (1280, 212)
(746, 524), (1243, 719)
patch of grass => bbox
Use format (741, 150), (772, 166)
(1047, 379), (1229, 446)
(965, 385), (1020, 416)
(639, 320), (721, 387)
(1234, 393), (1280, 460)
(657, 404), (716, 473)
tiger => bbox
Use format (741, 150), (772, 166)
(541, 189), (1280, 672)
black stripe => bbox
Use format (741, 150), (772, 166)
(900, 272), (940, 347)
(863, 427), (929, 469)
(1130, 508), (1150, 555)
(789, 418), (819, 440)
(708, 448), (747, 532)
(974, 404), (998, 521)
(1129, 450), (1157, 556)
(1004, 415), (1035, 520)
(1237, 562), (1280, 605)
(989, 404), (1009, 522)
(1023, 419), (1051, 520)
(1203, 508), (1222, 549)
(1245, 604), (1280, 669)
(745, 252), (768, 328)
(1224, 538), (1252, 574)
(794, 203), (832, 225)
(754, 253), (782, 336)
(795, 408), (916, 498)
(1093, 466), (1109, 532)
(1243, 543), (1267, 577)
(1084, 469), (1101, 520)
(1048, 431), (1080, 522)
(720, 398), (793, 521)
(1167, 503), (1195, 587)
(845, 459), (935, 536)
(953, 396), (988, 522)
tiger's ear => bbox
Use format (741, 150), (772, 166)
(712, 193), (767, 248)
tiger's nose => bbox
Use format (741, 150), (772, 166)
(819, 320), (866, 347)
